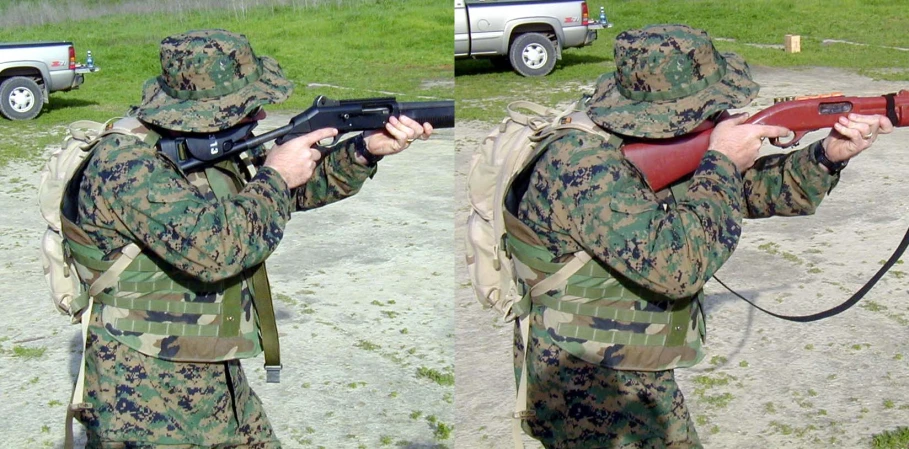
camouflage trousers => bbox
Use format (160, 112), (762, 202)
(514, 310), (702, 449)
(76, 313), (280, 448)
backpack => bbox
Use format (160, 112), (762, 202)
(37, 117), (149, 449)
(38, 118), (148, 323)
(463, 99), (614, 448)
(464, 99), (612, 321)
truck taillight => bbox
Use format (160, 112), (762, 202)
(68, 46), (76, 70)
(581, 2), (589, 25)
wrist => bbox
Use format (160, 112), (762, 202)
(813, 140), (848, 175)
(354, 134), (383, 166)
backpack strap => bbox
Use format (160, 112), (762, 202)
(64, 243), (141, 449)
(63, 118), (154, 449)
(503, 106), (623, 449)
(511, 249), (592, 449)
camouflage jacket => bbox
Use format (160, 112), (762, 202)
(77, 134), (375, 271)
(516, 129), (837, 368)
(73, 131), (375, 361)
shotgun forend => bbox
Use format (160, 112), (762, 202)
(622, 90), (909, 191)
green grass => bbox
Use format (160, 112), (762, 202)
(416, 366), (454, 386)
(455, 0), (909, 122)
(0, 0), (452, 167)
(872, 427), (909, 449)
(11, 345), (47, 359)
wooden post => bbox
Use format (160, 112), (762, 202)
(785, 34), (801, 53)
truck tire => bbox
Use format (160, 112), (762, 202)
(509, 33), (557, 77)
(0, 76), (44, 120)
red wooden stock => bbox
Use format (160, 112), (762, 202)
(622, 90), (909, 191)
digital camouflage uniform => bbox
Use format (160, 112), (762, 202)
(69, 30), (376, 448)
(508, 25), (840, 448)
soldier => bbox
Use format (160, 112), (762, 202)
(505, 24), (892, 448)
(67, 29), (432, 448)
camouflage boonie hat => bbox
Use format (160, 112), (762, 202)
(587, 24), (759, 139)
(133, 29), (293, 133)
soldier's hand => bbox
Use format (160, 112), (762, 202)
(264, 127), (337, 189)
(708, 112), (790, 172)
(823, 113), (894, 163)
(361, 115), (433, 162)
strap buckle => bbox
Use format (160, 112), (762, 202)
(265, 364), (282, 383)
(512, 410), (535, 419)
(69, 402), (93, 412)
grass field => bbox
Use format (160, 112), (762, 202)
(455, 0), (909, 122)
(0, 0), (452, 166)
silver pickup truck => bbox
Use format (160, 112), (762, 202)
(454, 0), (605, 76)
(0, 41), (97, 120)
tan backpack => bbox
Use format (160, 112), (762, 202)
(463, 99), (613, 448)
(39, 118), (149, 321)
(464, 100), (612, 320)
(37, 117), (149, 449)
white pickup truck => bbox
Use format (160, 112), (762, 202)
(0, 41), (97, 120)
(454, 0), (607, 76)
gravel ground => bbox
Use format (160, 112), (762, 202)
(0, 115), (455, 449)
(455, 66), (909, 449)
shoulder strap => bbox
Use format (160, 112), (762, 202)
(503, 104), (623, 449)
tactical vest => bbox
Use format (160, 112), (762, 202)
(60, 127), (279, 366)
(503, 131), (706, 372)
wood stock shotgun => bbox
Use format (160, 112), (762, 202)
(622, 90), (909, 191)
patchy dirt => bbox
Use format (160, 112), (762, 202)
(455, 66), (909, 449)
(0, 117), (454, 449)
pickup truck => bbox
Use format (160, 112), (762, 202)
(0, 41), (97, 120)
(454, 0), (605, 77)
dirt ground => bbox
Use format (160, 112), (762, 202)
(2, 65), (908, 449)
(0, 119), (455, 448)
(455, 66), (909, 449)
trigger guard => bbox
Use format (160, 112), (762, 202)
(315, 136), (342, 156)
(770, 131), (807, 148)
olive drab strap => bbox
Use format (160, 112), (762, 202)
(64, 243), (141, 449)
(512, 250), (592, 449)
(463, 98), (622, 449)
(249, 266), (281, 382)
(205, 162), (282, 383)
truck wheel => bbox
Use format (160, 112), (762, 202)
(509, 33), (557, 77)
(0, 77), (44, 120)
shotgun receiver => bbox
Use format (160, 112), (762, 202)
(159, 95), (455, 172)
(622, 90), (909, 191)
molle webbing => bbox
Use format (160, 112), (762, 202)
(66, 238), (243, 339)
(505, 225), (690, 348)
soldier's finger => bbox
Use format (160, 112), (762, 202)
(420, 122), (434, 140)
(756, 125), (791, 139)
(847, 113), (884, 127)
(876, 114), (895, 134)
(833, 122), (864, 142)
(294, 127), (339, 148)
(302, 147), (322, 162)
(385, 117), (413, 142)
(396, 114), (423, 132)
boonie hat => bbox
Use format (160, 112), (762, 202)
(587, 24), (759, 139)
(132, 29), (293, 133)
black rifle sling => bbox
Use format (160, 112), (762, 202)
(714, 224), (909, 322)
